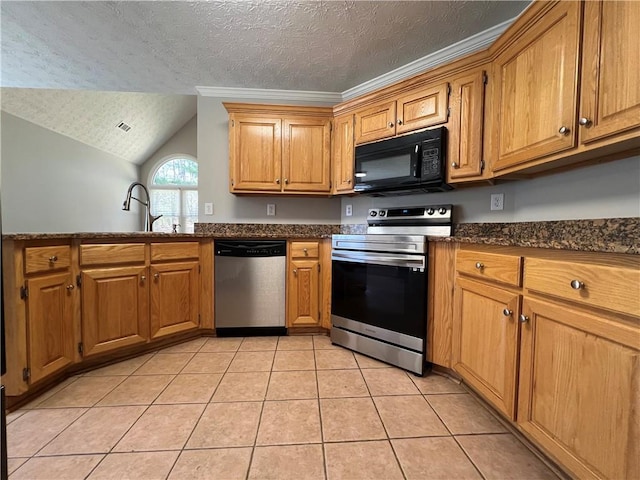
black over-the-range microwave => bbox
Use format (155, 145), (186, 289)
(354, 126), (452, 195)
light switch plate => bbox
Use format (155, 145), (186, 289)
(204, 202), (213, 215)
(267, 203), (276, 216)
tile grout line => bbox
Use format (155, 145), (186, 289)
(312, 336), (329, 480)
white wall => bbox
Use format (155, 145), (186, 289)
(140, 115), (197, 184)
(341, 154), (640, 224)
(197, 96), (341, 224)
(1, 112), (141, 233)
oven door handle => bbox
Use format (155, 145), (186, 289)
(331, 251), (425, 269)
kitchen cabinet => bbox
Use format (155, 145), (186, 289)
(225, 103), (333, 194)
(332, 113), (355, 194)
(453, 249), (523, 419)
(149, 242), (200, 339)
(287, 241), (321, 328)
(354, 83), (448, 145)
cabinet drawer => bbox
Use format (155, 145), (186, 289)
(456, 250), (522, 287)
(80, 244), (145, 266)
(151, 242), (200, 262)
(25, 245), (71, 273)
(524, 258), (640, 317)
(290, 241), (319, 259)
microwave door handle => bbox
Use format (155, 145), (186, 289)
(412, 144), (421, 178)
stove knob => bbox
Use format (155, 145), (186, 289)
(370, 211), (377, 217)
(379, 210), (386, 217)
(438, 207), (447, 215)
(427, 208), (435, 215)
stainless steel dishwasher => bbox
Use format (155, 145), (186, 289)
(214, 240), (287, 336)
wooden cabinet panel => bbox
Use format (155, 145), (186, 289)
(282, 117), (331, 192)
(288, 258), (320, 327)
(150, 242), (199, 262)
(524, 257), (640, 317)
(25, 246), (71, 274)
(26, 272), (75, 384)
(230, 115), (282, 191)
(150, 261), (199, 339)
(518, 297), (640, 480)
(453, 277), (520, 418)
(396, 83), (448, 135)
(456, 249), (522, 287)
(579, 1), (640, 144)
(332, 114), (355, 194)
(81, 266), (149, 357)
(492, 1), (581, 172)
(448, 71), (485, 181)
(80, 243), (145, 266)
(290, 241), (319, 259)
(354, 100), (396, 144)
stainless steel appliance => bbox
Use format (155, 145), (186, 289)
(354, 127), (452, 195)
(331, 205), (453, 375)
(214, 240), (287, 336)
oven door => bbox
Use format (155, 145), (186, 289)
(331, 251), (427, 339)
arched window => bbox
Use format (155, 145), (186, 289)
(149, 155), (198, 233)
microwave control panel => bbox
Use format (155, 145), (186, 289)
(421, 137), (443, 180)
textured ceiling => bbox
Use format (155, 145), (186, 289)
(1, 89), (196, 165)
(1, 1), (530, 94)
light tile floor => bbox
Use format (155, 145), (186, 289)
(6, 335), (559, 479)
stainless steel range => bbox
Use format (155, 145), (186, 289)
(331, 205), (453, 375)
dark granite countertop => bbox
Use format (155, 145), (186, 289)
(195, 223), (341, 238)
(1, 232), (206, 241)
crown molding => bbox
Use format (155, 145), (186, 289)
(195, 86), (342, 105)
(341, 16), (516, 101)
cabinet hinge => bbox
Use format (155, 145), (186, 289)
(447, 107), (451, 119)
(20, 285), (28, 300)
(22, 368), (30, 382)
(231, 179), (235, 187)
(198, 314), (201, 325)
(231, 119), (235, 127)
(330, 121), (333, 132)
(480, 160), (485, 172)
(447, 84), (451, 95)
(483, 72), (488, 85)
(78, 343), (84, 356)
(198, 265), (201, 274)
(76, 274), (82, 288)
(317, 263), (321, 272)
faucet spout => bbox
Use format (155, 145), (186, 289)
(122, 182), (162, 232)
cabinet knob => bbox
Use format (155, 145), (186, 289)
(503, 308), (513, 317)
(284, 178), (289, 184)
(519, 314), (529, 323)
(49, 256), (58, 263)
(141, 275), (146, 281)
(475, 262), (484, 270)
(397, 119), (403, 125)
(570, 279), (584, 290)
(154, 273), (160, 280)
(275, 178), (280, 184)
(578, 117), (592, 127)
(451, 162), (459, 169)
(293, 269), (298, 275)
(347, 179), (351, 184)
(303, 248), (308, 255)
(66, 284), (74, 291)
(388, 122), (394, 128)
(558, 126), (570, 135)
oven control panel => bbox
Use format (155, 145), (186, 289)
(367, 205), (451, 221)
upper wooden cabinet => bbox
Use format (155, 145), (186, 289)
(354, 82), (448, 145)
(225, 103), (333, 194)
(579, 1), (640, 145)
(491, 1), (582, 172)
(332, 113), (355, 194)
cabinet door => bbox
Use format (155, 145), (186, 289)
(354, 100), (396, 144)
(579, 1), (640, 145)
(288, 259), (320, 327)
(26, 272), (75, 384)
(396, 83), (448, 135)
(448, 71), (485, 181)
(81, 266), (149, 357)
(229, 115), (282, 191)
(492, 1), (581, 172)
(150, 261), (199, 339)
(332, 114), (355, 194)
(282, 117), (331, 192)
(453, 277), (521, 419)
(518, 298), (640, 480)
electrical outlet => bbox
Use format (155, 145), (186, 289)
(204, 202), (213, 215)
(491, 193), (504, 211)
(266, 203), (276, 216)
(345, 204), (353, 217)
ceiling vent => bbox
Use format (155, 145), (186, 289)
(116, 121), (132, 132)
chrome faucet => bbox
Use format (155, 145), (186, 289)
(122, 182), (162, 232)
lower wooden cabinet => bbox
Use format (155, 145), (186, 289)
(150, 261), (200, 338)
(287, 241), (323, 328)
(25, 272), (75, 384)
(518, 297), (640, 480)
(80, 266), (149, 357)
(453, 276), (520, 419)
